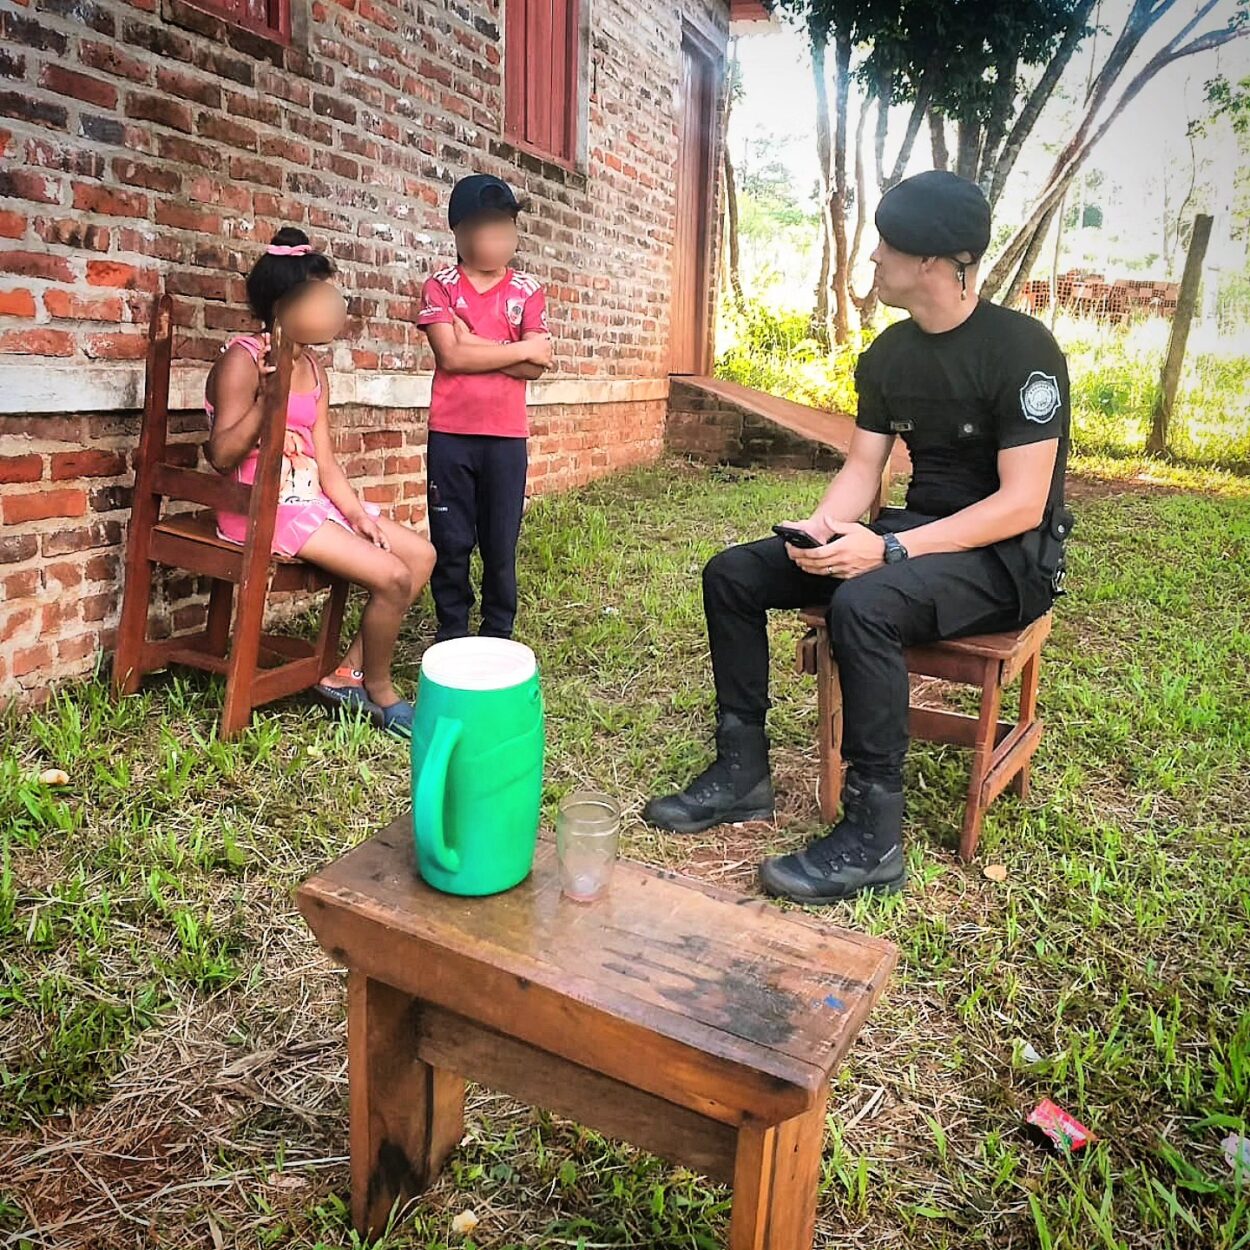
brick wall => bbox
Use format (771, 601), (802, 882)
(0, 0), (728, 701)
(0, 0), (725, 373)
(0, 397), (666, 700)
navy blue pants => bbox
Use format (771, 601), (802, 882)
(426, 432), (528, 641)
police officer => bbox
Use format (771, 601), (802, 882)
(644, 170), (1072, 902)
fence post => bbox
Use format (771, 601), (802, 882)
(1146, 213), (1214, 457)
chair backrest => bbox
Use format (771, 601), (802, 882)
(134, 292), (295, 549)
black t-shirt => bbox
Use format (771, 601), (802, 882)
(855, 299), (1068, 517)
(855, 299), (1069, 619)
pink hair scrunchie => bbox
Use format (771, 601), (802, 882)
(266, 243), (313, 256)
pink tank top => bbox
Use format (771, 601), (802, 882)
(206, 334), (326, 549)
(206, 334), (323, 498)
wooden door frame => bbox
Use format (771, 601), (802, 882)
(671, 26), (722, 376)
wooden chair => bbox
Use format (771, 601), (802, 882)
(114, 294), (348, 738)
(796, 462), (1052, 861)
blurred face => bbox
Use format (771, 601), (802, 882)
(278, 279), (347, 345)
(868, 237), (928, 309)
(454, 211), (519, 270)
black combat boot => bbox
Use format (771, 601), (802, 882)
(758, 771), (906, 902)
(643, 713), (775, 835)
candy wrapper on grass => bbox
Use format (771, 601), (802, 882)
(1027, 1099), (1096, 1152)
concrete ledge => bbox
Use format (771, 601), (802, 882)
(0, 365), (670, 415)
(665, 375), (911, 476)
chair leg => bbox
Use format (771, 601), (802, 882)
(959, 659), (1003, 862)
(1010, 650), (1041, 800)
(204, 579), (234, 658)
(220, 570), (270, 739)
(815, 625), (843, 825)
(113, 554), (153, 696)
(315, 578), (350, 678)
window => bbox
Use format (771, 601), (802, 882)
(178, 0), (292, 45)
(504, 0), (582, 167)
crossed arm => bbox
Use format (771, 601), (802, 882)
(423, 318), (553, 381)
(785, 428), (1059, 579)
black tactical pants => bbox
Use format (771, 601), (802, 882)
(702, 511), (1028, 782)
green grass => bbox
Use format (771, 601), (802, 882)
(2, 460), (1249, 1249)
(715, 301), (1250, 471)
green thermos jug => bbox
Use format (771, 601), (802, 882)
(411, 638), (545, 896)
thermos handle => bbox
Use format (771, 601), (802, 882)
(416, 716), (462, 874)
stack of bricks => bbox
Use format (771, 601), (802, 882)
(1021, 271), (1182, 322)
(0, 0), (729, 702)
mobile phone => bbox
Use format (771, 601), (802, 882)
(772, 524), (823, 550)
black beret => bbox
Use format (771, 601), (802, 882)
(875, 170), (991, 259)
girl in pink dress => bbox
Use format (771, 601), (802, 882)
(205, 228), (434, 736)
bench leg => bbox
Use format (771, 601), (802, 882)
(1010, 651), (1041, 800)
(730, 1094), (827, 1250)
(348, 973), (465, 1238)
(815, 628), (842, 826)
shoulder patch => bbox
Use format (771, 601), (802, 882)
(510, 271), (541, 297)
(433, 265), (459, 285)
(1020, 371), (1062, 423)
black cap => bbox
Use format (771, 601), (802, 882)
(448, 174), (520, 229)
(875, 170), (991, 260)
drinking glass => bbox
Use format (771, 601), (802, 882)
(556, 791), (621, 902)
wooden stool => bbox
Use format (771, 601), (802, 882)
(796, 608), (1051, 861)
(298, 815), (897, 1249)
(113, 294), (348, 738)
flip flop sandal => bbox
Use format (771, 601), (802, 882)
(371, 698), (416, 739)
(314, 666), (372, 714)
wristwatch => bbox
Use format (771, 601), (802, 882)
(882, 533), (909, 565)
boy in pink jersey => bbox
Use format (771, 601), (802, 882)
(416, 175), (553, 641)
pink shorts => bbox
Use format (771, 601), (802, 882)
(216, 497), (383, 558)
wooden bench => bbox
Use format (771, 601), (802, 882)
(796, 609), (1051, 861)
(298, 814), (897, 1248)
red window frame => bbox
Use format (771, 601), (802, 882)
(178, 0), (292, 46)
(504, 0), (581, 168)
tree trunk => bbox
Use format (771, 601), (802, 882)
(1147, 213), (1214, 456)
(829, 30), (853, 344)
(988, 0), (1097, 209)
(1041, 0), (1190, 192)
(1003, 201), (1061, 308)
(955, 121), (981, 181)
(1048, 188), (1068, 331)
(929, 109), (949, 170)
(873, 65), (888, 192)
(849, 92), (870, 286)
(883, 66), (936, 190)
(977, 53), (1018, 189)
(986, 14), (1247, 300)
(851, 93), (879, 325)
(810, 22), (833, 341)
